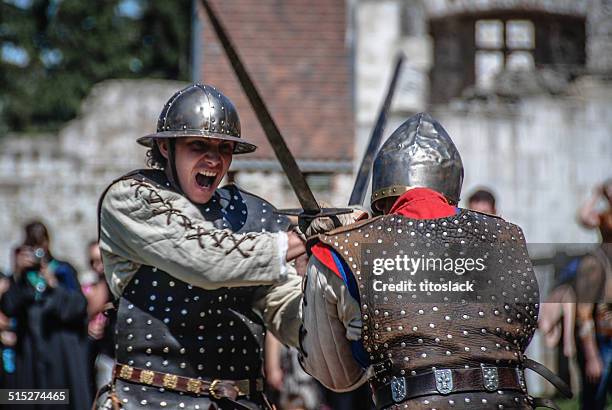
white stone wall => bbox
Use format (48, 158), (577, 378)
(425, 0), (587, 17)
(0, 80), (186, 273)
(432, 78), (612, 245)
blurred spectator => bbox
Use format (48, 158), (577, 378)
(80, 241), (114, 392)
(574, 242), (612, 410)
(573, 179), (612, 410)
(0, 269), (17, 389)
(467, 188), (497, 215)
(0, 221), (92, 409)
(579, 178), (612, 242)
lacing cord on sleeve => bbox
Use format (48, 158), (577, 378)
(131, 180), (260, 257)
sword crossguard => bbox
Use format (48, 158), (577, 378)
(277, 207), (354, 234)
(275, 207), (353, 218)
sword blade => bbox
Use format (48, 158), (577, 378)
(348, 54), (405, 206)
(200, 0), (320, 213)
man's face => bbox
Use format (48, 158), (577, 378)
(159, 137), (234, 204)
(468, 200), (496, 215)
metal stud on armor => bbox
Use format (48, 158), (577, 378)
(318, 210), (539, 409)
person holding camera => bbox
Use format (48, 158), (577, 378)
(0, 221), (92, 410)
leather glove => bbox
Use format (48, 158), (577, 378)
(299, 203), (369, 238)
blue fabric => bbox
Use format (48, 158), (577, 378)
(50, 260), (79, 291)
(330, 250), (370, 367)
(580, 335), (612, 410)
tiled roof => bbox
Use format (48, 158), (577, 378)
(198, 0), (353, 163)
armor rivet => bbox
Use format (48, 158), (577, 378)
(160, 401), (167, 407)
(465, 398), (470, 403)
(445, 315), (451, 321)
(401, 342), (406, 347)
(446, 351), (451, 355)
(141, 400), (147, 405)
(145, 334), (152, 340)
(413, 326), (418, 331)
(465, 347), (470, 352)
(126, 318), (133, 324)
(404, 357), (409, 362)
(418, 309), (424, 315)
(421, 353), (427, 358)
(127, 346), (133, 352)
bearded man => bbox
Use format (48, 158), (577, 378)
(300, 113), (569, 409)
(96, 83), (305, 410)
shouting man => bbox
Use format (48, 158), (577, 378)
(97, 84), (305, 410)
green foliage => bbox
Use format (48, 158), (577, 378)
(0, 0), (192, 133)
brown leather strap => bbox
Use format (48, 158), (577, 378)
(373, 366), (524, 409)
(523, 358), (573, 398)
(112, 363), (263, 400)
(532, 397), (561, 410)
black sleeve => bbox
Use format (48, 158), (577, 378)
(42, 285), (88, 325)
(0, 279), (35, 317)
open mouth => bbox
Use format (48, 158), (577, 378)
(195, 170), (217, 189)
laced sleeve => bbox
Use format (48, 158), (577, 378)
(99, 178), (287, 293)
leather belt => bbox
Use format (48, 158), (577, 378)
(112, 363), (264, 400)
(373, 366), (525, 410)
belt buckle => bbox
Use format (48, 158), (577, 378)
(434, 369), (453, 395)
(209, 379), (222, 400)
(390, 376), (407, 403)
(481, 364), (499, 391)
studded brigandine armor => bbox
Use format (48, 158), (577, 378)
(317, 209), (547, 410)
(99, 169), (290, 410)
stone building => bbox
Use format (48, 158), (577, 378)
(0, 0), (610, 396)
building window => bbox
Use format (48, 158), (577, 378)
(429, 13), (585, 104)
(475, 19), (535, 88)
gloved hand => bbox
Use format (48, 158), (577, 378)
(299, 203), (369, 238)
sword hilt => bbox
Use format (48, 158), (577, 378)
(276, 207), (354, 235)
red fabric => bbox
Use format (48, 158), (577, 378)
(311, 243), (341, 276)
(388, 187), (455, 219)
(311, 187), (455, 277)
